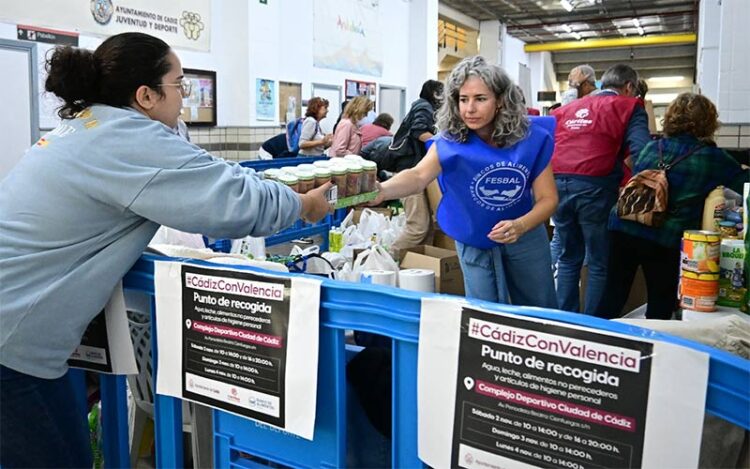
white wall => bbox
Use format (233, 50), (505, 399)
(0, 0), (428, 128)
(500, 29), (528, 86)
(249, 0), (414, 126)
(528, 51), (557, 109)
(697, 0), (750, 124)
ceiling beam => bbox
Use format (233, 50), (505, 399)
(555, 56), (695, 74)
(524, 33), (696, 52)
(555, 67), (696, 82)
(506, 9), (694, 30)
(552, 45), (697, 64)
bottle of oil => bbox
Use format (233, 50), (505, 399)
(702, 186), (725, 232)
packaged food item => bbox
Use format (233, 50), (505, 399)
(680, 271), (719, 312)
(681, 230), (720, 273)
(345, 162), (363, 197)
(702, 186), (725, 231)
(280, 166), (299, 176)
(314, 168), (331, 188)
(277, 173), (299, 193)
(297, 170), (315, 194)
(262, 168), (281, 181)
(361, 160), (377, 193)
(297, 164), (317, 173)
(718, 239), (746, 307)
(313, 160), (332, 169)
(330, 165), (348, 198)
(718, 220), (738, 238)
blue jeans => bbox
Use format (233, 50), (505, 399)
(0, 365), (92, 468)
(553, 177), (617, 314)
(455, 224), (557, 308)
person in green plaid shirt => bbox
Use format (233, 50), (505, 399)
(601, 93), (748, 320)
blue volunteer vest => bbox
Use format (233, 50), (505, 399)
(436, 117), (554, 249)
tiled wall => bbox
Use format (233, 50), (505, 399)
(715, 124), (750, 149)
(189, 126), (285, 162)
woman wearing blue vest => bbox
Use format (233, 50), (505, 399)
(373, 56), (558, 306)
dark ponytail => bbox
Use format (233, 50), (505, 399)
(45, 32), (172, 119)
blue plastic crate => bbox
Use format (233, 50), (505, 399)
(119, 255), (750, 469)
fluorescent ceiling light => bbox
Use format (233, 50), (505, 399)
(562, 24), (573, 33)
(560, 0), (574, 12)
(572, 32), (582, 40)
(636, 26), (645, 35)
(632, 18), (641, 27)
(648, 75), (685, 82)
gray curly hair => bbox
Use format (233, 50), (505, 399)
(436, 56), (528, 147)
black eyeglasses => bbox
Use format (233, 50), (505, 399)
(157, 78), (192, 98)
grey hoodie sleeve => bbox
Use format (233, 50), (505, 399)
(121, 120), (301, 239)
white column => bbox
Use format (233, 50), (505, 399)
(408, 0), (439, 102)
(478, 20), (501, 64)
(697, 0), (750, 123)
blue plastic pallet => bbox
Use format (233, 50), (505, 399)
(239, 156), (327, 171)
(118, 254), (750, 469)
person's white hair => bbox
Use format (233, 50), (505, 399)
(572, 64), (596, 85)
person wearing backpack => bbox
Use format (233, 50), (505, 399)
(601, 93), (748, 320)
(297, 97), (333, 156)
(550, 64), (650, 316)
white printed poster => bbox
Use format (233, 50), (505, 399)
(418, 298), (709, 469)
(0, 0), (211, 51)
(313, 0), (382, 76)
(69, 281), (138, 375)
(154, 261), (321, 440)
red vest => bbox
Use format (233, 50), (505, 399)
(551, 94), (640, 177)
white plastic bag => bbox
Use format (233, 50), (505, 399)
(350, 245), (399, 282)
(231, 236), (266, 259)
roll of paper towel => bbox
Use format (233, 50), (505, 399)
(398, 269), (435, 292)
(360, 269), (397, 286)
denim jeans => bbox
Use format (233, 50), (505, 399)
(455, 224), (557, 308)
(553, 177), (618, 315)
(0, 365), (92, 468)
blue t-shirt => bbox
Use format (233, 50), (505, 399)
(436, 120), (554, 249)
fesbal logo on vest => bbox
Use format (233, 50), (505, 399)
(470, 161), (529, 211)
(564, 107), (594, 131)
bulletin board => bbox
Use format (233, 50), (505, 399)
(182, 68), (217, 127)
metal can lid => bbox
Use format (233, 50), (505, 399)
(683, 230), (721, 242)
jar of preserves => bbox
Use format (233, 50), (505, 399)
(313, 160), (332, 169)
(361, 160), (377, 193)
(345, 162), (363, 197)
(277, 173), (299, 193)
(314, 168), (331, 188)
(263, 168), (281, 181)
(330, 165), (348, 198)
(297, 171), (315, 194)
(297, 164), (317, 173)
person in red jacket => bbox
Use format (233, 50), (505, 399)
(551, 64), (650, 315)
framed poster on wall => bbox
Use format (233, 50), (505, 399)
(182, 68), (217, 127)
(279, 81), (302, 124)
(256, 78), (276, 121)
(345, 79), (376, 100)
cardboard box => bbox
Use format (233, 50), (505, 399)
(400, 245), (465, 296)
(425, 180), (442, 223)
(432, 226), (456, 251)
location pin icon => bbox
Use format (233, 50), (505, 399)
(185, 319), (192, 329)
(464, 376), (475, 390)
